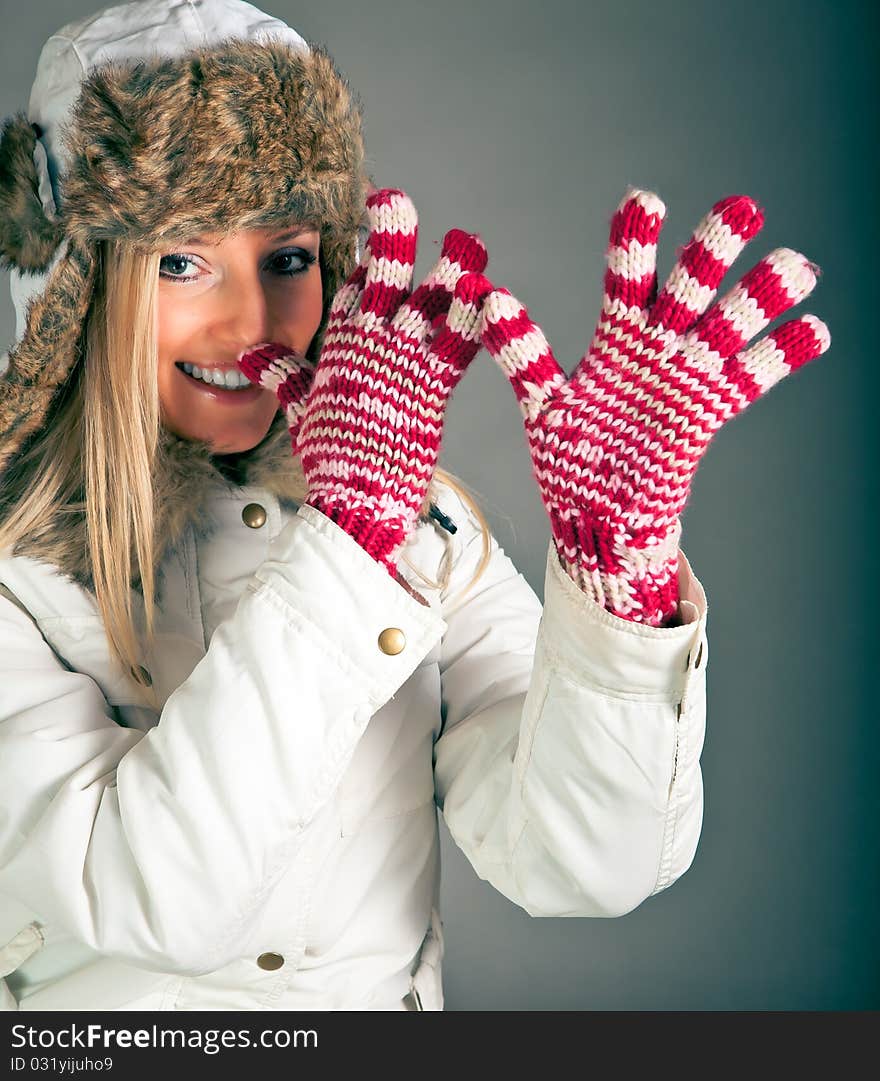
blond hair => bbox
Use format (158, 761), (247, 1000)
(0, 241), (493, 688)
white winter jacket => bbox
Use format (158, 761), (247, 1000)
(0, 470), (708, 1011)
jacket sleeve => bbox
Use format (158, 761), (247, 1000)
(0, 505), (446, 975)
(433, 498), (708, 918)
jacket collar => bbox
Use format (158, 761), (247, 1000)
(9, 412), (307, 593)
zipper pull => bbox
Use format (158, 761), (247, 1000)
(428, 503), (457, 534)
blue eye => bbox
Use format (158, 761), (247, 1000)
(159, 254), (199, 280)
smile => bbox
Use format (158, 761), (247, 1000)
(175, 362), (266, 401)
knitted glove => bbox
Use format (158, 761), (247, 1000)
(479, 188), (831, 626)
(239, 188), (490, 576)
(236, 342), (316, 450)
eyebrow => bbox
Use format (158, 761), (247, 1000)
(185, 228), (317, 246)
(270, 230), (318, 244)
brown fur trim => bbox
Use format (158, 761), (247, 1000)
(0, 239), (96, 475)
(0, 114), (64, 272)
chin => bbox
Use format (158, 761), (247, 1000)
(206, 430), (269, 455)
(159, 367), (282, 454)
(162, 411), (279, 455)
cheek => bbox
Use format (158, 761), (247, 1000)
(279, 273), (324, 346)
(156, 299), (187, 412)
(157, 294), (184, 372)
(157, 289), (199, 357)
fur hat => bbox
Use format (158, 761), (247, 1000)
(0, 0), (368, 587)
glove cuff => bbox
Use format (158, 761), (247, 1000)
(305, 494), (405, 577)
(548, 506), (682, 627)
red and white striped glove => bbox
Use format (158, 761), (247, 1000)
(239, 188), (490, 577)
(237, 344), (316, 449)
(479, 188), (831, 626)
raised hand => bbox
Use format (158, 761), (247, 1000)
(239, 188), (491, 577)
(479, 189), (830, 626)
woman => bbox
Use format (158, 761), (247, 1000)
(0, 0), (828, 1010)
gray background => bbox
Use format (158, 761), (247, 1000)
(1, 0), (876, 1010)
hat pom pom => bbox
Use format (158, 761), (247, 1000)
(0, 114), (64, 272)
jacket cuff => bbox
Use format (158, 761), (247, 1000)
(541, 541), (707, 698)
(252, 504), (447, 709)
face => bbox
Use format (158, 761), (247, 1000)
(156, 225), (323, 454)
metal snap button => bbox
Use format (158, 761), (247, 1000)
(256, 952), (285, 971)
(378, 627), (406, 655)
(242, 503), (267, 529)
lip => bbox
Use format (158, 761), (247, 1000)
(175, 362), (266, 403)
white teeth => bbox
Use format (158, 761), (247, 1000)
(180, 364), (254, 389)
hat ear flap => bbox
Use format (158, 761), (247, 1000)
(0, 114), (64, 272)
(0, 237), (97, 475)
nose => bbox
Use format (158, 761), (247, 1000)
(215, 270), (273, 354)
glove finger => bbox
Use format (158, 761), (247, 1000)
(359, 188), (418, 319)
(650, 195), (764, 333)
(425, 271), (494, 389)
(480, 286), (567, 423)
(681, 248), (819, 374)
(718, 314), (830, 406)
(237, 342), (316, 444)
(604, 188), (666, 312)
(326, 263), (368, 330)
(391, 228), (488, 343)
